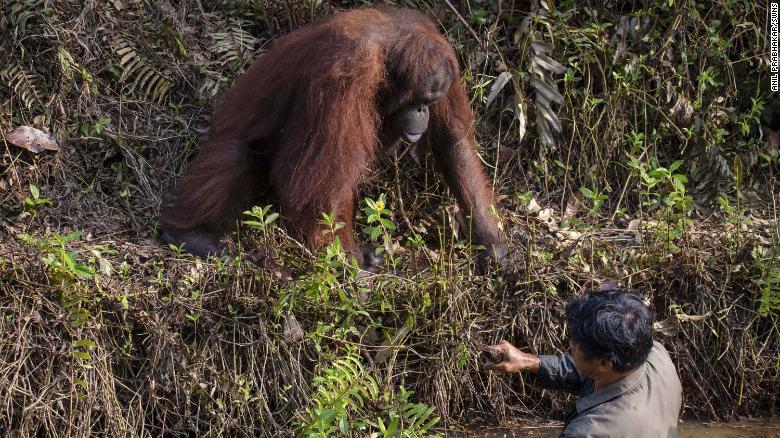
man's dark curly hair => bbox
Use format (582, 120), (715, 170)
(566, 289), (654, 372)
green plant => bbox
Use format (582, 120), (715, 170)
(298, 350), (379, 436)
(738, 97), (764, 136)
(243, 204), (279, 245)
(579, 185), (608, 216)
(298, 349), (441, 437)
(17, 230), (98, 327)
(371, 386), (441, 438)
(79, 117), (110, 137)
(243, 204), (279, 231)
(23, 184), (51, 215)
(628, 157), (693, 249)
(317, 211), (352, 269)
(276, 212), (359, 317)
(18, 230), (94, 281)
(362, 194), (397, 265)
(754, 246), (780, 317)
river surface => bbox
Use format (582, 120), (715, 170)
(462, 419), (780, 437)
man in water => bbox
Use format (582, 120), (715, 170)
(484, 289), (682, 437)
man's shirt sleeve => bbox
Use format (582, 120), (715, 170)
(535, 353), (587, 394)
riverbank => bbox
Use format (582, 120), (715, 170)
(463, 419), (780, 437)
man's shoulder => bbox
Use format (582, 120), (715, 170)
(647, 341), (680, 382)
(650, 340), (672, 359)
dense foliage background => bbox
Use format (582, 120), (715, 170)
(1, 0), (778, 436)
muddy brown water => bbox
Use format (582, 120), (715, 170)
(460, 419), (780, 437)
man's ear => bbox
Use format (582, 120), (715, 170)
(598, 358), (614, 372)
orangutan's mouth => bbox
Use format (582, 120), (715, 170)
(403, 131), (423, 143)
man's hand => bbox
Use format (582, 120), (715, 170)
(483, 340), (541, 374)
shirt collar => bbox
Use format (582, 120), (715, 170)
(575, 363), (646, 413)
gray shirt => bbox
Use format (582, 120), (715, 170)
(536, 341), (682, 438)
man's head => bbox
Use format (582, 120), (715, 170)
(566, 289), (653, 378)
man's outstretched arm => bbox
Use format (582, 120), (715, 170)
(484, 340), (586, 394)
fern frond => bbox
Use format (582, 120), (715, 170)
(2, 64), (47, 112)
(198, 67), (231, 98)
(197, 17), (258, 98)
(3, 0), (43, 34)
(299, 350), (379, 437)
(518, 4), (565, 149)
(113, 38), (173, 103)
(210, 19), (257, 69)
